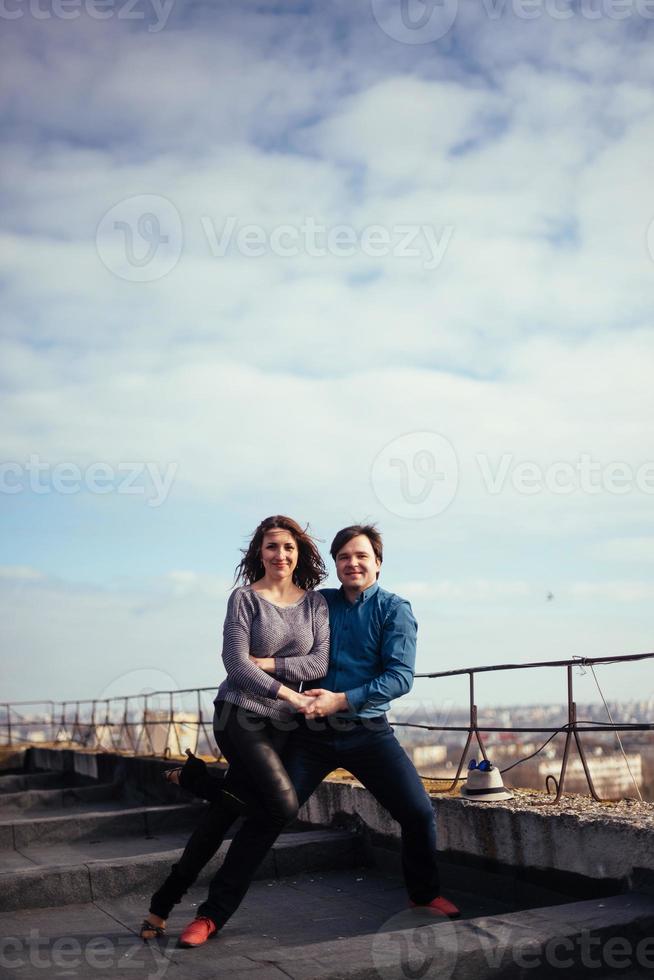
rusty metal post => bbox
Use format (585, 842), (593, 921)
(441, 672), (490, 792)
(549, 664), (604, 803)
(88, 700), (97, 748)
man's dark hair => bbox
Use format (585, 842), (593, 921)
(330, 524), (383, 575)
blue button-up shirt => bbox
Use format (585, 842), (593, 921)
(318, 581), (417, 718)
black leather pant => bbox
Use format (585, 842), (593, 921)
(149, 701), (298, 921)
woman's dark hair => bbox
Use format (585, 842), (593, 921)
(330, 523), (383, 573)
(233, 515), (326, 591)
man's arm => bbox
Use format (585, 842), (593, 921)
(303, 598), (417, 717)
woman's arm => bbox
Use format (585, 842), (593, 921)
(263, 595), (330, 684)
(223, 591), (313, 709)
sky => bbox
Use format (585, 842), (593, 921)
(1, 0), (653, 714)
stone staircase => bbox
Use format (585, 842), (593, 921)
(0, 751), (653, 980)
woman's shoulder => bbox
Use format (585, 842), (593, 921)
(226, 585), (256, 614)
(305, 589), (329, 612)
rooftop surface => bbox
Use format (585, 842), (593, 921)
(1, 748), (653, 979)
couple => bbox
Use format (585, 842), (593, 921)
(140, 515), (460, 948)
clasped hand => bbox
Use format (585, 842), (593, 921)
(248, 657), (346, 717)
(296, 689), (346, 717)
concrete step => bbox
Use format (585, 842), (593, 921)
(0, 782), (119, 815)
(0, 875), (651, 979)
(0, 828), (364, 913)
(0, 771), (74, 794)
(0, 802), (207, 849)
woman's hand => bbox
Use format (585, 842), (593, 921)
(276, 686), (315, 712)
(288, 691), (316, 712)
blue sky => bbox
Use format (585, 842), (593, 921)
(1, 0), (654, 711)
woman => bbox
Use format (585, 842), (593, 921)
(140, 515), (329, 946)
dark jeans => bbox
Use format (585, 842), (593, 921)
(184, 714), (441, 926)
(149, 701), (298, 921)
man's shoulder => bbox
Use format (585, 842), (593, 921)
(375, 585), (410, 608)
(318, 587), (341, 607)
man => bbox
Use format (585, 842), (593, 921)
(290, 524), (460, 918)
(179, 523), (459, 946)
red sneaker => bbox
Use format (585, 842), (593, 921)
(409, 895), (461, 918)
(177, 916), (218, 948)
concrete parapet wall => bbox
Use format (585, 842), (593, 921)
(299, 779), (653, 884)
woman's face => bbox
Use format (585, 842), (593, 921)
(259, 528), (299, 581)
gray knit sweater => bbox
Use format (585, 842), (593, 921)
(214, 586), (330, 720)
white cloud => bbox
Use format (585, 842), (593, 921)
(2, 4), (653, 703)
(591, 538), (654, 562)
(568, 581), (654, 602)
(398, 579), (532, 601)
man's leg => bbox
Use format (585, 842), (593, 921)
(341, 720), (441, 904)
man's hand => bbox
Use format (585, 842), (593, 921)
(300, 689), (349, 717)
(249, 656), (275, 673)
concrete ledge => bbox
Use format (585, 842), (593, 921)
(22, 746), (226, 806)
(299, 779), (654, 885)
(244, 893), (654, 980)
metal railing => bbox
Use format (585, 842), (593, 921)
(406, 651), (654, 803)
(1, 651), (653, 802)
(0, 689), (219, 760)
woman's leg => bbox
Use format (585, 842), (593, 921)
(148, 795), (240, 919)
(146, 703), (296, 924)
(193, 707), (299, 926)
(193, 715), (332, 929)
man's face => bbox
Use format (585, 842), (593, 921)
(334, 534), (381, 594)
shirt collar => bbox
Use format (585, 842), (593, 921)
(339, 580), (380, 606)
